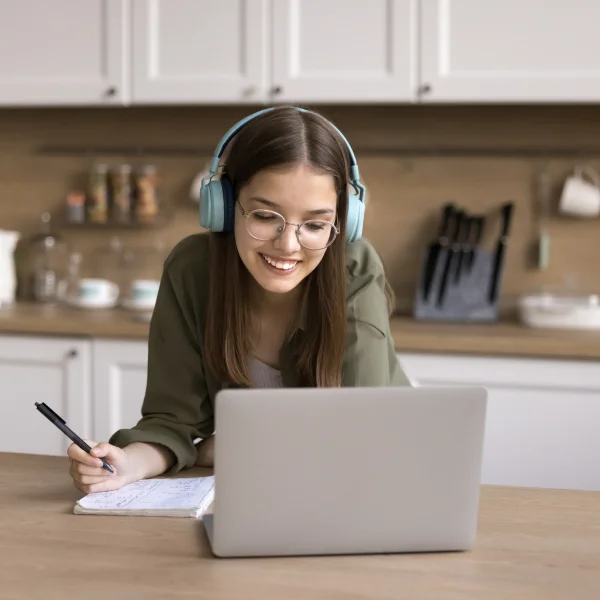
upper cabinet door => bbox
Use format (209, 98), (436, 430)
(0, 0), (126, 106)
(131, 0), (269, 104)
(272, 0), (418, 103)
(420, 0), (600, 103)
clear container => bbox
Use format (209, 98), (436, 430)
(94, 236), (125, 291)
(120, 239), (166, 313)
(57, 251), (83, 302)
(88, 163), (109, 224)
(134, 165), (160, 224)
(110, 164), (133, 224)
(29, 212), (69, 303)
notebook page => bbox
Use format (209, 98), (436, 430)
(77, 477), (214, 511)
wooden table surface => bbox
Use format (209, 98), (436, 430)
(1, 453), (599, 600)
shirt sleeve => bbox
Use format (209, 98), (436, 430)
(109, 263), (214, 473)
(342, 248), (412, 388)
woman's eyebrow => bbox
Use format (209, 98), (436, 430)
(249, 196), (334, 215)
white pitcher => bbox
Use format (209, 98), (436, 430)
(0, 230), (20, 305)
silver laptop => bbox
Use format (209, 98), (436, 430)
(203, 385), (487, 558)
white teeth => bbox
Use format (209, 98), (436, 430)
(262, 254), (297, 270)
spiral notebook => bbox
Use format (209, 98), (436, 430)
(74, 476), (215, 518)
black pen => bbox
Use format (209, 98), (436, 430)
(34, 402), (115, 474)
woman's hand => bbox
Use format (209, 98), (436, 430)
(196, 435), (215, 468)
(67, 440), (136, 494)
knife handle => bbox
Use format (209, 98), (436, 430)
(438, 203), (455, 241)
(472, 216), (484, 245)
(500, 202), (514, 239)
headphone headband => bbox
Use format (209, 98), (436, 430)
(207, 106), (365, 203)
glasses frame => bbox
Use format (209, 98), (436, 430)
(237, 201), (340, 250)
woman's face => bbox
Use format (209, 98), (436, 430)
(234, 163), (338, 297)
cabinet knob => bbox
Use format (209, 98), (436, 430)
(271, 85), (283, 95)
(419, 83), (432, 95)
(105, 86), (118, 97)
(67, 349), (78, 359)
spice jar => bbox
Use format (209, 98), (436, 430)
(88, 163), (109, 224)
(110, 164), (133, 224)
(134, 165), (159, 224)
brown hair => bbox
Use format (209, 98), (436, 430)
(204, 106), (351, 387)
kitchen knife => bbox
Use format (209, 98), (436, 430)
(421, 203), (455, 302)
(453, 214), (472, 283)
(466, 215), (485, 272)
(436, 209), (463, 308)
(488, 202), (515, 304)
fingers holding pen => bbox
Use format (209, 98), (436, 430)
(67, 439), (106, 469)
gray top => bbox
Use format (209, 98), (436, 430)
(249, 358), (283, 388)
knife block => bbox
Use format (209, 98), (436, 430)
(412, 248), (501, 322)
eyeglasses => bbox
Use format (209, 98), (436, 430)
(238, 201), (339, 250)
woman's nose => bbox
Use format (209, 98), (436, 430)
(273, 223), (302, 254)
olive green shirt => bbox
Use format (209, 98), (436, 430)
(110, 233), (410, 472)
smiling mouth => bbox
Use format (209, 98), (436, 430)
(260, 253), (299, 271)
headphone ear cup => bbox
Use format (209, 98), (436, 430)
(200, 180), (224, 231)
(346, 192), (365, 242)
(221, 176), (235, 232)
(200, 177), (236, 232)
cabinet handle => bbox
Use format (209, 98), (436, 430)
(105, 86), (118, 97)
(67, 349), (78, 359)
(271, 85), (283, 95)
(419, 83), (432, 95)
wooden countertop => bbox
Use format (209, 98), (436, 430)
(389, 316), (600, 360)
(2, 302), (600, 360)
(1, 453), (599, 600)
(0, 301), (150, 339)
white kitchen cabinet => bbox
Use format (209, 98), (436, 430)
(0, 0), (127, 106)
(420, 0), (600, 103)
(92, 339), (148, 442)
(271, 0), (417, 103)
(397, 352), (600, 492)
(0, 335), (92, 456)
(131, 0), (269, 104)
(7, 0), (600, 107)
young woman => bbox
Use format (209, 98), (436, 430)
(67, 106), (410, 494)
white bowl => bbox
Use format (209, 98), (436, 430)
(518, 293), (600, 330)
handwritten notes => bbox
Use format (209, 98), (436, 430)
(74, 476), (215, 518)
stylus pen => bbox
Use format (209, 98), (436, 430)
(34, 402), (115, 474)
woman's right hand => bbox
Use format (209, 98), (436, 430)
(68, 441), (136, 494)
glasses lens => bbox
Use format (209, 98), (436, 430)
(298, 221), (337, 250)
(246, 210), (285, 240)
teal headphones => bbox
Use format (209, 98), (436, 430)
(199, 107), (366, 243)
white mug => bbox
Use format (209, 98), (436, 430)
(129, 279), (159, 309)
(78, 278), (119, 303)
(559, 165), (600, 218)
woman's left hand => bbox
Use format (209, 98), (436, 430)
(196, 435), (215, 467)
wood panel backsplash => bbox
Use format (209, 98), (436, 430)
(1, 103), (600, 313)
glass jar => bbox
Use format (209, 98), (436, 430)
(88, 163), (109, 224)
(110, 164), (133, 224)
(29, 212), (69, 303)
(120, 240), (166, 313)
(134, 165), (160, 224)
(94, 236), (125, 291)
(57, 251), (83, 302)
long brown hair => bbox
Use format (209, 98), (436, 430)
(204, 106), (351, 388)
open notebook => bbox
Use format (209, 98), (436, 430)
(74, 476), (215, 518)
